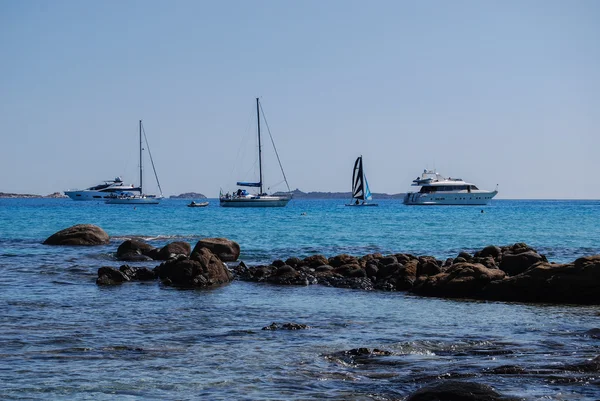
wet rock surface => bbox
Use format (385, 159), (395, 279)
(192, 238), (240, 262)
(262, 322), (310, 330)
(43, 224), (110, 246)
(405, 381), (519, 401)
(233, 243), (600, 305)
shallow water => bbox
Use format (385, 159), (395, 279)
(0, 198), (599, 400)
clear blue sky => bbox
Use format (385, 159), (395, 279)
(1, 0), (598, 198)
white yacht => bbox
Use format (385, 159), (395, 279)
(105, 120), (163, 205)
(219, 98), (292, 208)
(65, 177), (140, 201)
(404, 169), (498, 205)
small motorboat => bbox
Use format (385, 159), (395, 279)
(187, 201), (209, 208)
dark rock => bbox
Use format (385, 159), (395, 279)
(348, 268), (367, 278)
(365, 263), (378, 278)
(328, 254), (358, 268)
(499, 251), (546, 276)
(315, 265), (333, 272)
(458, 251), (472, 260)
(562, 355), (600, 373)
(44, 224), (109, 246)
(583, 328), (600, 339)
(262, 322), (310, 330)
(132, 267), (156, 281)
(155, 248), (233, 287)
(476, 245), (502, 259)
(303, 254), (329, 268)
(417, 257), (442, 277)
(285, 257), (302, 267)
(376, 262), (402, 280)
(272, 259), (286, 268)
(96, 266), (129, 285)
(406, 381), (516, 401)
(116, 239), (155, 259)
(319, 276), (373, 290)
(334, 263), (360, 277)
(378, 256), (398, 266)
(192, 238), (240, 262)
(454, 257), (467, 264)
(481, 259), (600, 304)
(275, 265), (295, 275)
(156, 241), (191, 260)
(411, 263), (506, 298)
(486, 365), (527, 375)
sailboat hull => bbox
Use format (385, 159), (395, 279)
(220, 196), (290, 208)
(345, 203), (378, 207)
(105, 196), (162, 205)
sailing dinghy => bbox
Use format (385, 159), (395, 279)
(346, 156), (378, 207)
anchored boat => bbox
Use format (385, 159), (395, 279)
(105, 120), (163, 205)
(219, 98), (292, 208)
(404, 169), (497, 205)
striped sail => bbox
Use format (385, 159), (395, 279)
(352, 156), (365, 200)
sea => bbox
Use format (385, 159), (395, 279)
(0, 198), (599, 400)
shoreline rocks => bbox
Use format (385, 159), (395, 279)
(233, 243), (600, 305)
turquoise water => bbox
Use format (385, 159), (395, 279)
(0, 198), (599, 400)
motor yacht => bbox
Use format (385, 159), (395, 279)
(64, 177), (140, 201)
(404, 169), (498, 205)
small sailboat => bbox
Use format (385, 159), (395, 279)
(105, 120), (163, 205)
(219, 98), (292, 208)
(346, 156), (378, 207)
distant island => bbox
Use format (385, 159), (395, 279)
(0, 192), (68, 199)
(274, 189), (405, 200)
(169, 192), (207, 199)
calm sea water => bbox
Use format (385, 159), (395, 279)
(1, 198), (599, 400)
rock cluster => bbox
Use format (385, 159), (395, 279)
(233, 243), (600, 305)
(97, 238), (238, 288)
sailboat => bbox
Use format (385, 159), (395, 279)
(105, 120), (163, 205)
(219, 98), (292, 208)
(345, 156), (378, 207)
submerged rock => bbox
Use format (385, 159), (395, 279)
(43, 224), (109, 246)
(262, 322), (310, 330)
(406, 380), (518, 401)
(96, 265), (157, 285)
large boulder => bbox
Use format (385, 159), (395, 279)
(192, 238), (240, 262)
(155, 248), (233, 287)
(411, 263), (506, 298)
(43, 224), (109, 246)
(116, 239), (155, 261)
(328, 254), (358, 268)
(481, 257), (600, 304)
(155, 241), (192, 260)
(499, 251), (546, 276)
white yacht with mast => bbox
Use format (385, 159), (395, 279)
(345, 156), (378, 206)
(219, 98), (292, 207)
(105, 120), (163, 205)
(404, 169), (497, 205)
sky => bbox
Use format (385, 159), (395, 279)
(1, 0), (599, 199)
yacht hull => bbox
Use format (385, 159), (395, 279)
(220, 196), (290, 208)
(404, 191), (498, 205)
(65, 190), (138, 201)
(105, 197), (162, 205)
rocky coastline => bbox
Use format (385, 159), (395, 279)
(43, 224), (600, 305)
(0, 191), (68, 198)
(41, 224), (600, 398)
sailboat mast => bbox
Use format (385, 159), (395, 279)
(256, 97), (263, 194)
(139, 120), (143, 195)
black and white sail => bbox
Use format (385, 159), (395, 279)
(351, 156), (372, 201)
